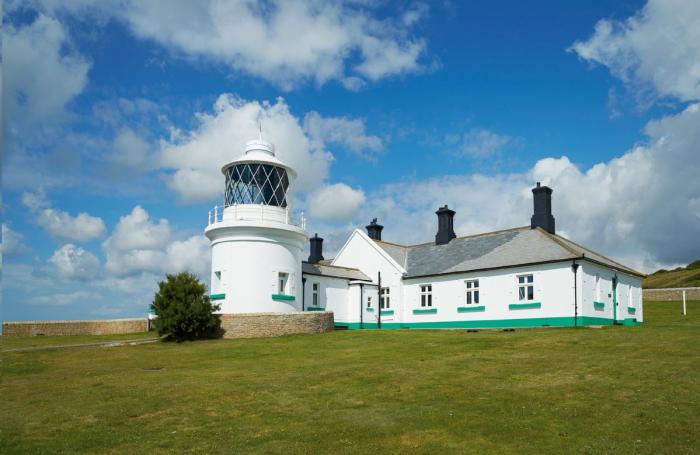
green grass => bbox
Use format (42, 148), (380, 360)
(1, 302), (699, 454)
(644, 260), (700, 288)
(0, 331), (156, 350)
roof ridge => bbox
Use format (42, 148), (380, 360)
(400, 225), (531, 248)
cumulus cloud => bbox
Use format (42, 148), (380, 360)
(49, 244), (100, 280)
(17, 0), (429, 90)
(102, 206), (209, 277)
(308, 183), (366, 222)
(569, 0), (700, 102)
(110, 127), (154, 170)
(445, 128), (514, 158)
(2, 14), (90, 128)
(1, 225), (31, 256)
(21, 190), (106, 242)
(303, 112), (383, 161)
(29, 290), (102, 306)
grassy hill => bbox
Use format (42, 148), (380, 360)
(2, 300), (699, 454)
(643, 260), (700, 288)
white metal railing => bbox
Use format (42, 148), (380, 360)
(207, 204), (306, 230)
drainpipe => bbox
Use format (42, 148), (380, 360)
(377, 271), (382, 330)
(302, 277), (306, 311)
(360, 283), (364, 330)
(572, 261), (579, 327)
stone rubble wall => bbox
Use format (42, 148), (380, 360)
(643, 287), (700, 301)
(219, 311), (334, 339)
(2, 319), (149, 337)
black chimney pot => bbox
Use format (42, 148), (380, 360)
(435, 205), (456, 245)
(366, 218), (384, 240)
(308, 233), (324, 263)
(530, 182), (555, 234)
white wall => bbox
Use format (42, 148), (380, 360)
(581, 261), (643, 323)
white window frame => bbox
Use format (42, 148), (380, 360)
(517, 274), (535, 302)
(420, 284), (433, 307)
(367, 295), (372, 309)
(278, 272), (289, 295)
(465, 279), (479, 305)
(380, 287), (391, 309)
(312, 282), (320, 307)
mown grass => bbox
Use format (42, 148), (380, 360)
(0, 331), (156, 350)
(1, 301), (698, 454)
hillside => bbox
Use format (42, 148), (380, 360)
(643, 260), (700, 289)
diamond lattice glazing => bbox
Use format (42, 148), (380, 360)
(224, 163), (289, 207)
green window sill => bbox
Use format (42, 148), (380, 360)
(306, 306), (324, 311)
(272, 294), (296, 301)
(413, 308), (437, 314)
(380, 310), (394, 315)
(209, 294), (225, 300)
(366, 307), (375, 312)
(509, 302), (541, 310)
(458, 306), (485, 312)
(593, 301), (605, 310)
(627, 307), (636, 314)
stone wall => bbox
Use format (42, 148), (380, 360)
(2, 318), (148, 337)
(219, 311), (334, 339)
(643, 287), (700, 301)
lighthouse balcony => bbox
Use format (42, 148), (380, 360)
(207, 204), (306, 230)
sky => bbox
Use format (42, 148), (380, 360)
(2, 0), (699, 321)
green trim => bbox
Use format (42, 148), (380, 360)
(413, 308), (438, 314)
(509, 302), (541, 310)
(366, 307), (374, 312)
(458, 306), (485, 312)
(334, 315), (631, 330)
(593, 301), (605, 310)
(209, 293), (225, 300)
(622, 318), (640, 326)
(380, 309), (394, 315)
(271, 294), (296, 301)
(627, 306), (636, 314)
(306, 306), (324, 311)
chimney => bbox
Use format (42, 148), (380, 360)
(366, 218), (384, 240)
(530, 182), (555, 234)
(308, 233), (324, 263)
(435, 205), (456, 245)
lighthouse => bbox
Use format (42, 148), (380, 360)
(204, 136), (307, 313)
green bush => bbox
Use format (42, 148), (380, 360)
(150, 272), (222, 341)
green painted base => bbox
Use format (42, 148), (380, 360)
(334, 316), (642, 330)
(306, 307), (324, 312)
(413, 308), (437, 314)
(271, 294), (296, 301)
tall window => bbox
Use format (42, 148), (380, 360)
(380, 287), (390, 309)
(213, 271), (222, 292)
(278, 272), (288, 294)
(465, 280), (479, 304)
(312, 282), (319, 307)
(420, 285), (433, 307)
(518, 274), (534, 301)
(367, 295), (372, 309)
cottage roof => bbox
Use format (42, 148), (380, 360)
(302, 262), (372, 282)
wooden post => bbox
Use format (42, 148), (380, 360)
(683, 290), (687, 316)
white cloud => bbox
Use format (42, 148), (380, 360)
(110, 127), (153, 170)
(160, 94), (335, 203)
(49, 244), (100, 280)
(19, 0), (429, 90)
(29, 290), (102, 306)
(1, 225), (30, 256)
(569, 0), (700, 102)
(21, 190), (106, 242)
(102, 206), (209, 278)
(308, 183), (366, 222)
(445, 128), (513, 157)
(303, 112), (383, 161)
(2, 14), (90, 128)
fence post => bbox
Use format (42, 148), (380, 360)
(682, 290), (687, 316)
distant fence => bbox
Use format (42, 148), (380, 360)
(643, 287), (700, 301)
(2, 318), (149, 337)
(219, 312), (334, 339)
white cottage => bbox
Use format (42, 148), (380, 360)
(206, 137), (643, 330)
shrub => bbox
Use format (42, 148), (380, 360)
(151, 272), (222, 341)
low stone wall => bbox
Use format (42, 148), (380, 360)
(219, 311), (334, 339)
(643, 287), (700, 301)
(2, 318), (148, 337)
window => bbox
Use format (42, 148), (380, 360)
(420, 284), (433, 307)
(628, 285), (634, 308)
(278, 272), (288, 294)
(380, 287), (390, 309)
(213, 271), (222, 291)
(595, 274), (601, 301)
(367, 295), (372, 308)
(312, 282), (319, 307)
(518, 274), (534, 301)
(465, 280), (479, 304)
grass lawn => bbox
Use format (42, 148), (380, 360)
(1, 301), (698, 454)
(0, 331), (157, 351)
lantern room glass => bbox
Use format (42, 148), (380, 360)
(224, 163), (290, 207)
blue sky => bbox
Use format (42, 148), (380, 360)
(2, 0), (699, 321)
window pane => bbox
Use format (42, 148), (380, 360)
(467, 292), (472, 305)
(466, 281), (471, 289)
(421, 295), (426, 307)
(528, 286), (534, 300)
(474, 280), (479, 288)
(428, 294), (432, 307)
(474, 290), (479, 304)
(519, 286), (525, 301)
(313, 294), (318, 306)
(527, 275), (533, 283)
(518, 276), (525, 284)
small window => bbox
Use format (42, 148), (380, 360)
(380, 287), (390, 309)
(312, 282), (319, 307)
(420, 284), (433, 307)
(367, 295), (372, 308)
(466, 280), (479, 304)
(278, 272), (288, 294)
(518, 274), (534, 302)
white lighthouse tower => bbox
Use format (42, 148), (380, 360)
(204, 136), (307, 313)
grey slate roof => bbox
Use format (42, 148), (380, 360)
(374, 226), (643, 278)
(302, 261), (372, 281)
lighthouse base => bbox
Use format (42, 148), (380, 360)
(218, 311), (334, 339)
